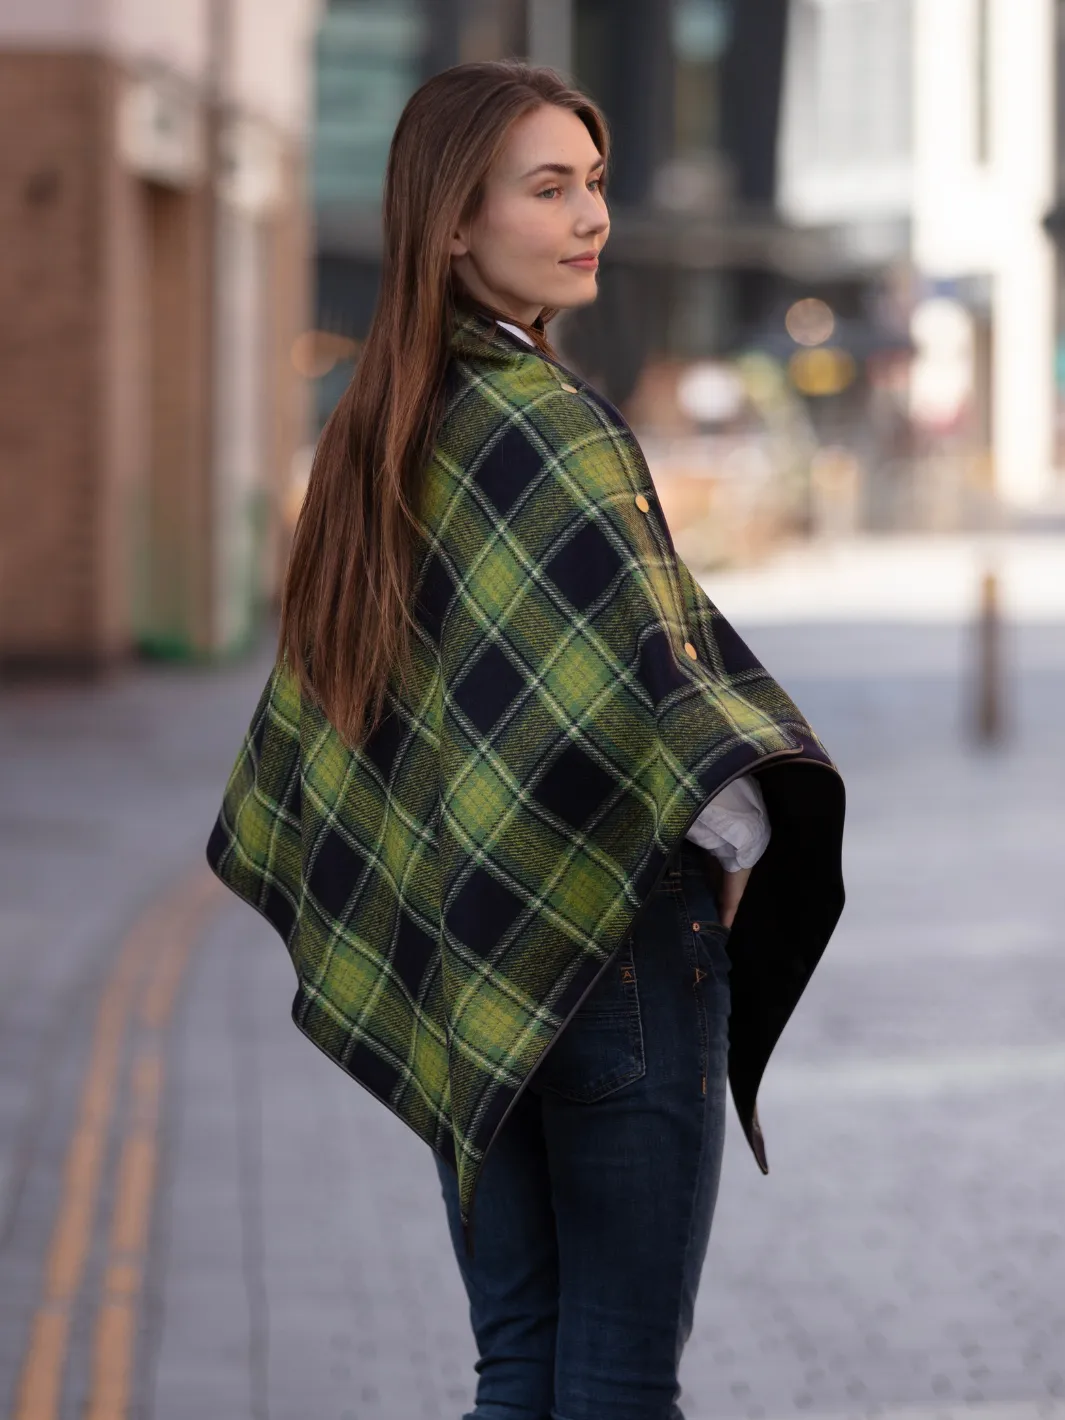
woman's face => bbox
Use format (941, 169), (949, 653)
(450, 104), (610, 325)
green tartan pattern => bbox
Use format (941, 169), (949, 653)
(207, 307), (844, 1224)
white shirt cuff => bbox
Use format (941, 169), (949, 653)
(683, 773), (771, 873)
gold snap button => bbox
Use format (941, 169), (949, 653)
(683, 641), (698, 660)
(560, 382), (578, 393)
(634, 494), (650, 513)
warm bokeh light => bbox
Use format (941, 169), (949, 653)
(785, 297), (836, 347)
(787, 345), (856, 396)
(290, 330), (359, 378)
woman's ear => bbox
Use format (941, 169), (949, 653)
(449, 226), (471, 258)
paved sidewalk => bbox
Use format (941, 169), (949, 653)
(700, 532), (1065, 624)
(2, 556), (1064, 1419)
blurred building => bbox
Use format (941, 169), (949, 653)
(0, 0), (319, 669)
(776, 0), (918, 532)
(913, 0), (1055, 510)
(778, 0), (912, 267)
(311, 0), (436, 432)
(306, 0), (841, 421)
(297, 0), (857, 564)
(779, 0), (1063, 515)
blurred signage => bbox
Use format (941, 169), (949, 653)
(117, 73), (205, 188)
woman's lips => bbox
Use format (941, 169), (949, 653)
(561, 256), (599, 270)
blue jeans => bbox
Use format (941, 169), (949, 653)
(435, 839), (732, 1420)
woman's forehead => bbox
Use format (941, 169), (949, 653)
(496, 107), (602, 179)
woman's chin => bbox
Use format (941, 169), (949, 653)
(547, 281), (600, 312)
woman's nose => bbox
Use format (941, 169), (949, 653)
(577, 203), (609, 237)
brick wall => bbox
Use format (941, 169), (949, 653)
(0, 52), (108, 667)
(0, 48), (311, 670)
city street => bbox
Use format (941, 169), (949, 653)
(1, 536), (1063, 1420)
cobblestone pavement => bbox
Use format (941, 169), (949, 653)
(1, 591), (1063, 1419)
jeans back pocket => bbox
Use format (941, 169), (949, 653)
(531, 952), (646, 1104)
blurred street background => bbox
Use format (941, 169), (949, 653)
(1, 2), (1064, 1418)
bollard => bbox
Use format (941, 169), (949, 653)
(974, 567), (1003, 744)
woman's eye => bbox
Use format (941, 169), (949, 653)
(537, 179), (603, 199)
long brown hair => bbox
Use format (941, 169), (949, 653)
(279, 60), (610, 746)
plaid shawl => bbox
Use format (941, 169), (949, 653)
(207, 306), (846, 1228)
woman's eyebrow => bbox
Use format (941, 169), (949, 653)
(519, 157), (605, 180)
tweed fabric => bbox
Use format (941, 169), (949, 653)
(206, 307), (846, 1224)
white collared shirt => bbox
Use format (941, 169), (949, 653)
(495, 318), (771, 874)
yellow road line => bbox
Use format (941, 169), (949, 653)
(82, 1053), (159, 1420)
(12, 919), (147, 1420)
(84, 872), (220, 1420)
(11, 870), (220, 1420)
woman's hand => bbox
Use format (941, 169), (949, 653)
(719, 866), (752, 930)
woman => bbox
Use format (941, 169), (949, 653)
(208, 60), (845, 1420)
